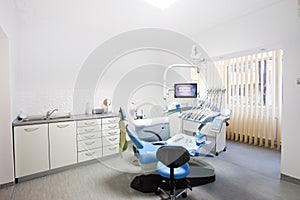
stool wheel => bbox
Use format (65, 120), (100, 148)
(155, 189), (161, 196)
(182, 192), (187, 198)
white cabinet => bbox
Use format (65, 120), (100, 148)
(102, 117), (120, 157)
(14, 124), (49, 178)
(76, 119), (102, 163)
(49, 121), (77, 169)
(76, 117), (120, 161)
(13, 115), (120, 179)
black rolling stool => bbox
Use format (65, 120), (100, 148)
(156, 146), (191, 199)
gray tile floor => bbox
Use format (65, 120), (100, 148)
(1, 141), (300, 200)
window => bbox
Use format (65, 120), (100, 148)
(213, 50), (283, 149)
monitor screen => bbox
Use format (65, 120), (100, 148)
(174, 83), (197, 98)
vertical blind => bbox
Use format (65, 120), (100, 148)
(212, 50), (283, 149)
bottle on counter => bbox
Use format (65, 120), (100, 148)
(85, 102), (92, 115)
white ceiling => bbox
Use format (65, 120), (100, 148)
(12, 0), (284, 36)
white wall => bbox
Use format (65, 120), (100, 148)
(0, 0), (17, 184)
(280, 38), (300, 179)
(196, 0), (300, 179)
(12, 0), (201, 116)
(0, 28), (14, 185)
(11, 0), (279, 116)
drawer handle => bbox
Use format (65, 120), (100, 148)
(85, 141), (95, 146)
(108, 119), (117, 123)
(85, 151), (95, 156)
(84, 128), (96, 132)
(84, 122), (96, 126)
(108, 125), (117, 129)
(108, 130), (118, 135)
(84, 135), (96, 139)
(108, 137), (118, 142)
(57, 124), (70, 128)
(24, 128), (39, 132)
(108, 147), (117, 151)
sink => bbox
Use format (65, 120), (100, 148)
(21, 113), (71, 122)
(49, 113), (71, 120)
(21, 115), (47, 122)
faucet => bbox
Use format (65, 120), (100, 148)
(46, 108), (58, 118)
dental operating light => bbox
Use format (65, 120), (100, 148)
(144, 0), (177, 10)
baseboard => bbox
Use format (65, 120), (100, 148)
(16, 159), (99, 183)
(0, 181), (14, 189)
(281, 173), (300, 185)
(227, 134), (281, 150)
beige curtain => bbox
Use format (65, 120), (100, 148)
(213, 50), (283, 149)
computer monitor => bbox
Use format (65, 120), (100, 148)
(174, 83), (197, 98)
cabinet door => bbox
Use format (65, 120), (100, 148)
(14, 124), (49, 178)
(49, 121), (77, 169)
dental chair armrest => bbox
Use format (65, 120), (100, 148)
(151, 141), (167, 145)
(144, 130), (163, 141)
(137, 141), (163, 164)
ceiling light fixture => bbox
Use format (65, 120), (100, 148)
(144, 0), (177, 10)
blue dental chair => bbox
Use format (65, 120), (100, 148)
(127, 125), (192, 197)
(125, 124), (164, 167)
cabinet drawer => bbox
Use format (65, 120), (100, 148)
(102, 123), (119, 131)
(102, 129), (120, 137)
(103, 144), (119, 157)
(76, 119), (101, 127)
(77, 126), (101, 134)
(78, 148), (102, 162)
(102, 135), (119, 146)
(77, 132), (101, 141)
(78, 138), (102, 151)
(102, 117), (119, 124)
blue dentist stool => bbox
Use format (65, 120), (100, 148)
(156, 146), (191, 199)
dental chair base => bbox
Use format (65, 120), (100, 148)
(139, 161), (157, 173)
(187, 158), (215, 186)
(130, 159), (215, 193)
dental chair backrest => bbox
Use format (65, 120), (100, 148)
(119, 107), (127, 120)
(126, 124), (143, 149)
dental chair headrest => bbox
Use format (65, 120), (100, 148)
(119, 107), (126, 120)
